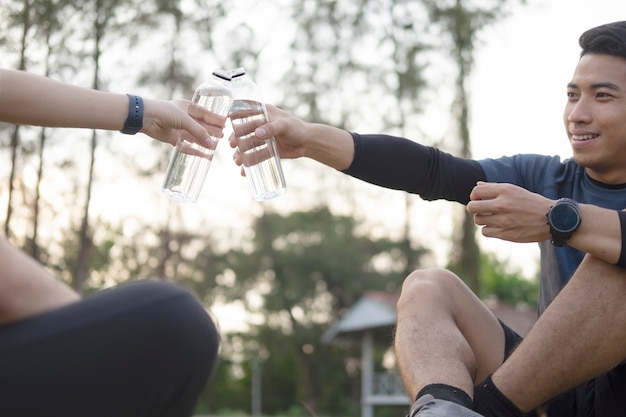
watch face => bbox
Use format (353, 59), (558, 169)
(550, 203), (580, 232)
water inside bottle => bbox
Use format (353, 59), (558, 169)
(161, 89), (233, 203)
(229, 99), (286, 200)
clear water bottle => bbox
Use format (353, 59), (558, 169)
(228, 67), (287, 201)
(161, 70), (233, 203)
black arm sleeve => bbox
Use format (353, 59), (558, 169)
(342, 132), (487, 205)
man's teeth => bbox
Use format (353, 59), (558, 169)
(572, 134), (597, 141)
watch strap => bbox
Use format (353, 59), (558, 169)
(120, 94), (144, 135)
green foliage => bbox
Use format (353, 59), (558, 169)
(199, 205), (424, 415)
(200, 324), (365, 416)
(196, 334), (253, 415)
(222, 206), (421, 319)
(478, 252), (539, 309)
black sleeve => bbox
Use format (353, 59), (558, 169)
(342, 132), (487, 205)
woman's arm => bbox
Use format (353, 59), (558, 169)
(0, 69), (228, 147)
(0, 68), (231, 324)
(0, 69), (130, 130)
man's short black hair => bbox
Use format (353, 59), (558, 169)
(580, 21), (626, 58)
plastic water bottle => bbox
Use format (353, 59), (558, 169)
(161, 70), (233, 203)
(228, 67), (287, 201)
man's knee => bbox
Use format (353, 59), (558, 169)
(397, 268), (466, 312)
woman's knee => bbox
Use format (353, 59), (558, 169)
(139, 280), (219, 351)
(112, 279), (221, 373)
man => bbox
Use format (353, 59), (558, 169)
(235, 21), (626, 417)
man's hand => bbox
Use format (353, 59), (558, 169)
(229, 104), (355, 175)
(467, 182), (553, 243)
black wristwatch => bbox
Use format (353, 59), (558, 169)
(546, 198), (581, 247)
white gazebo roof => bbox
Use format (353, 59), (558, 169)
(322, 292), (399, 343)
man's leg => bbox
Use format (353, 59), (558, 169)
(0, 279), (220, 417)
(395, 268), (506, 404)
(492, 255), (626, 413)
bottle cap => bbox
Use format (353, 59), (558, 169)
(230, 67), (246, 79)
(212, 69), (231, 81)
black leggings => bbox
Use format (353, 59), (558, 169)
(500, 321), (626, 417)
(0, 279), (220, 417)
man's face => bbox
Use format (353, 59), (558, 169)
(564, 53), (626, 184)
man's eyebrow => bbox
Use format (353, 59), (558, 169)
(567, 81), (621, 90)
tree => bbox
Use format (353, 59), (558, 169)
(424, 0), (524, 292)
(479, 251), (539, 309)
(3, 0), (33, 239)
(68, 0), (201, 292)
(26, 0), (76, 262)
(211, 206), (426, 414)
(1, 0), (77, 250)
(0, 0), (532, 411)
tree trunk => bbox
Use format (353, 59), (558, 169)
(30, 126), (47, 262)
(74, 0), (105, 293)
(74, 129), (96, 293)
(448, 0), (481, 293)
(4, 0), (31, 239)
(5, 126), (20, 239)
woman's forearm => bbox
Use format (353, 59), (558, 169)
(0, 69), (128, 131)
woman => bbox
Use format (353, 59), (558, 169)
(0, 69), (223, 417)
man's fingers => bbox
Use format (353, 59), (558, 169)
(469, 181), (499, 201)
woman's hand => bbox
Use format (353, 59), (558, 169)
(141, 98), (228, 148)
